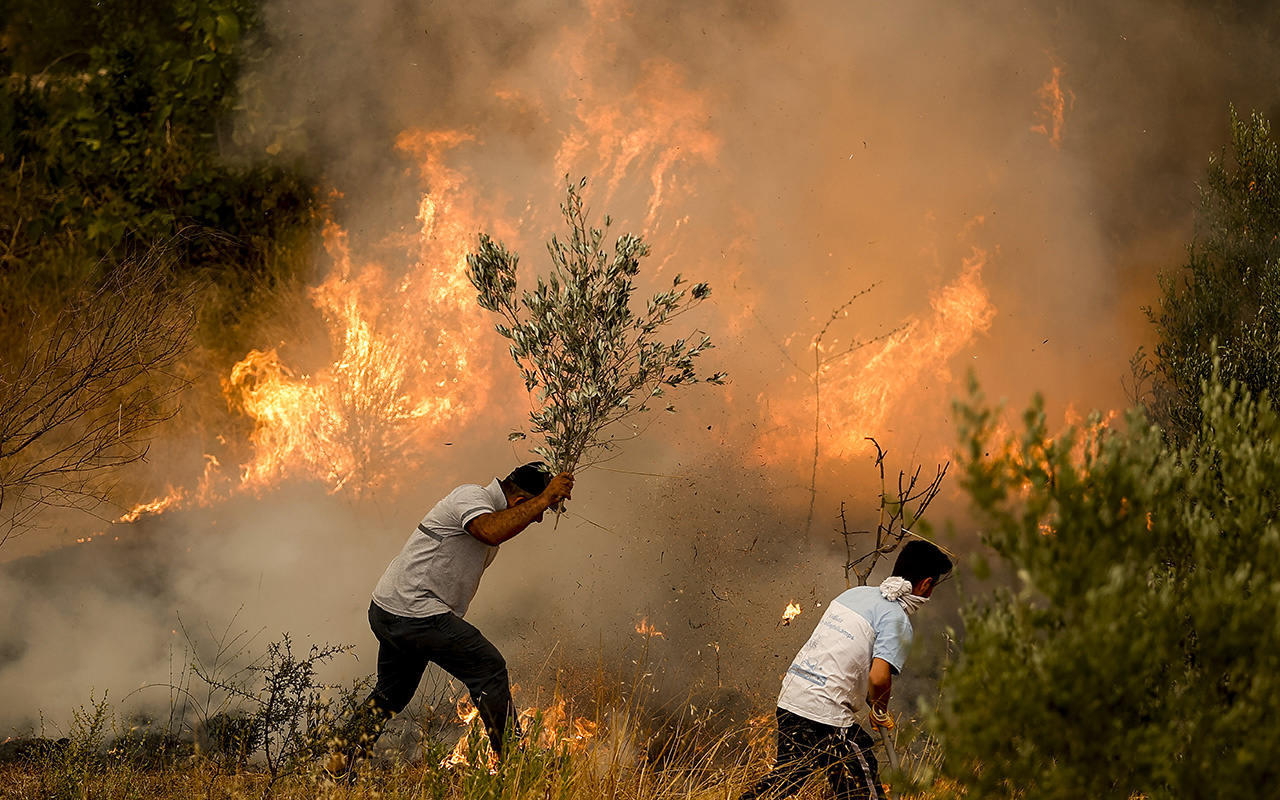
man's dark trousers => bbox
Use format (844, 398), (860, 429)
(358, 600), (518, 756)
(738, 708), (885, 800)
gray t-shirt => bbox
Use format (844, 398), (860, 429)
(371, 478), (506, 618)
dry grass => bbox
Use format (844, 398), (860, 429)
(0, 642), (945, 800)
(0, 713), (949, 800)
(0, 717), (781, 800)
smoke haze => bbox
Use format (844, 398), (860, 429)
(3, 0), (1279, 734)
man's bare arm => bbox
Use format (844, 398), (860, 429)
(867, 656), (894, 727)
(465, 473), (573, 546)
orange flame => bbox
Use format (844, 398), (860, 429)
(443, 695), (597, 769)
(224, 132), (495, 497)
(553, 59), (719, 230)
(443, 696), (491, 770)
(634, 617), (665, 638)
(116, 487), (186, 523)
(456, 697), (480, 726)
(782, 601), (802, 625)
(111, 8), (723, 521)
(815, 247), (996, 458)
(1030, 65), (1075, 150)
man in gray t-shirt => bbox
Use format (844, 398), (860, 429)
(330, 462), (573, 774)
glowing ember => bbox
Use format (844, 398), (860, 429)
(634, 617), (665, 638)
(1031, 65), (1075, 150)
(782, 601), (802, 625)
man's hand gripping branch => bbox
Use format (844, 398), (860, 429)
(465, 473), (574, 546)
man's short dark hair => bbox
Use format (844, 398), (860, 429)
(505, 462), (552, 497)
(891, 540), (953, 585)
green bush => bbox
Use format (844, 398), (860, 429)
(937, 376), (1280, 798)
(0, 0), (316, 290)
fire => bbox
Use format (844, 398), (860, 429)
(224, 132), (496, 497)
(116, 487), (186, 523)
(442, 695), (598, 770)
(99, 1), (726, 524)
(1030, 65), (1074, 150)
(456, 697), (480, 726)
(553, 59), (719, 230)
(782, 601), (802, 625)
(634, 617), (665, 638)
(540, 0), (719, 231)
(813, 247), (997, 458)
(443, 697), (489, 770)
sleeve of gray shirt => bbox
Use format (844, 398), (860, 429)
(452, 483), (500, 532)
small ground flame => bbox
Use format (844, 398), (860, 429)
(782, 601), (802, 626)
(635, 617), (665, 638)
(116, 488), (186, 523)
(455, 697), (480, 726)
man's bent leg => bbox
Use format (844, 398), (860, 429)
(333, 602), (431, 771)
(366, 603), (432, 716)
(737, 708), (826, 800)
(426, 613), (519, 758)
(825, 724), (886, 800)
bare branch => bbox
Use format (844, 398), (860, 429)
(0, 245), (197, 540)
(839, 437), (949, 585)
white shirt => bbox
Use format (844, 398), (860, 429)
(777, 585), (913, 728)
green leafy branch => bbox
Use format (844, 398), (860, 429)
(466, 177), (725, 473)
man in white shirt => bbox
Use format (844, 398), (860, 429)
(330, 462), (573, 773)
(739, 540), (952, 800)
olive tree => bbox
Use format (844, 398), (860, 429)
(1143, 108), (1280, 439)
(936, 376), (1280, 799)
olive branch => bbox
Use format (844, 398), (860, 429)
(466, 177), (725, 473)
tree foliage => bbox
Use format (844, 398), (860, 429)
(0, 0), (315, 288)
(1145, 108), (1280, 438)
(467, 178), (724, 473)
(937, 377), (1280, 799)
